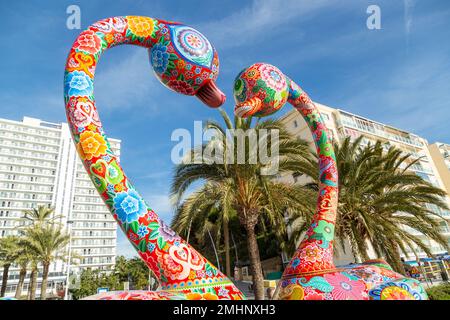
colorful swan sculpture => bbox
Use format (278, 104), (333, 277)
(64, 16), (244, 300)
(233, 63), (428, 300)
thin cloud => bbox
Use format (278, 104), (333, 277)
(199, 0), (333, 50)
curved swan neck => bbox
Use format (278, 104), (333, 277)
(284, 78), (339, 273)
(63, 17), (242, 297)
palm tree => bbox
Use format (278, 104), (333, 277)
(13, 241), (32, 299)
(171, 109), (315, 299)
(287, 136), (450, 273)
(27, 259), (39, 300)
(22, 205), (62, 226)
(24, 225), (70, 300)
(0, 235), (20, 297)
(18, 205), (64, 299)
(172, 182), (237, 278)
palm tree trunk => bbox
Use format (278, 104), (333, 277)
(223, 220), (231, 278)
(15, 265), (27, 299)
(1, 263), (10, 297)
(244, 223), (265, 300)
(40, 262), (50, 300)
(28, 267), (37, 300)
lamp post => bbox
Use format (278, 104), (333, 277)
(64, 220), (73, 300)
(207, 227), (221, 271)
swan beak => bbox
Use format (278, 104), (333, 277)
(195, 80), (226, 108)
(234, 97), (262, 118)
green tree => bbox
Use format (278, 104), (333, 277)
(18, 205), (64, 300)
(171, 109), (315, 299)
(287, 136), (450, 273)
(22, 206), (62, 226)
(13, 240), (33, 299)
(114, 255), (152, 290)
(0, 235), (20, 297)
(24, 225), (70, 300)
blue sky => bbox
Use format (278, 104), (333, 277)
(0, 0), (449, 257)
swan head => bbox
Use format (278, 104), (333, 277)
(149, 23), (225, 108)
(233, 63), (289, 118)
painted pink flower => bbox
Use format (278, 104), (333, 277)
(324, 273), (367, 300)
(259, 64), (286, 91)
(74, 29), (102, 55)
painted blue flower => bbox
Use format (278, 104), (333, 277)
(137, 225), (149, 238)
(150, 43), (169, 74)
(107, 184), (115, 192)
(65, 71), (93, 97)
(113, 189), (147, 224)
(147, 243), (156, 253)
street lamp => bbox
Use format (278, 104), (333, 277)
(64, 220), (73, 300)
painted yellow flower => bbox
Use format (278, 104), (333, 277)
(186, 292), (219, 300)
(188, 270), (196, 280)
(176, 60), (186, 69)
(104, 33), (114, 44)
(114, 183), (124, 192)
(380, 287), (415, 300)
(78, 131), (107, 160)
(127, 16), (155, 38)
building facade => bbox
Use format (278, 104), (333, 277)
(279, 103), (450, 263)
(0, 117), (119, 297)
(428, 142), (450, 198)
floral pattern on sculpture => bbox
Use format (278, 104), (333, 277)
(233, 63), (427, 300)
(113, 190), (148, 224)
(78, 131), (108, 160)
(150, 43), (169, 74)
(65, 71), (93, 97)
(64, 16), (244, 300)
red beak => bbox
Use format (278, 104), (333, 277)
(195, 80), (226, 108)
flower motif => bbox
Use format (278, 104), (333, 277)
(127, 16), (155, 38)
(141, 252), (160, 278)
(259, 64), (286, 91)
(73, 29), (102, 55)
(324, 273), (367, 300)
(299, 246), (320, 263)
(218, 287), (229, 297)
(113, 189), (147, 224)
(186, 293), (218, 300)
(150, 43), (169, 74)
(159, 220), (180, 242)
(147, 242), (156, 253)
(167, 79), (196, 95)
(78, 131), (108, 160)
(137, 225), (149, 238)
(65, 71), (93, 97)
(313, 220), (335, 242)
(114, 183), (124, 192)
(379, 287), (415, 300)
(304, 289), (326, 300)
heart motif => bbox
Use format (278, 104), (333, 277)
(79, 102), (91, 114)
(169, 243), (204, 280)
(173, 246), (189, 263)
(90, 160), (107, 178)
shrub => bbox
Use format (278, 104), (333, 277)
(426, 283), (450, 300)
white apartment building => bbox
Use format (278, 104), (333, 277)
(428, 142), (450, 199)
(279, 103), (450, 263)
(0, 117), (119, 298)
